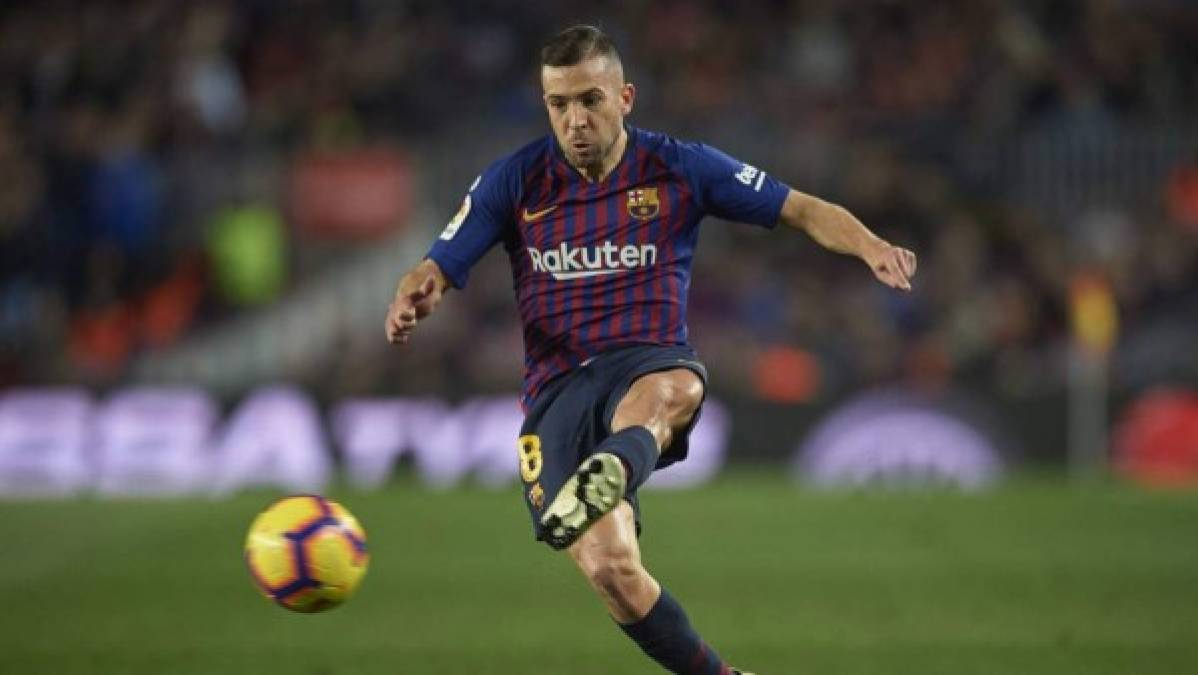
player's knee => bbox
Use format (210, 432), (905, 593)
(583, 553), (645, 606)
(573, 537), (643, 595)
(659, 369), (704, 423)
(611, 368), (705, 450)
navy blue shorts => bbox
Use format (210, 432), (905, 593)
(516, 344), (708, 541)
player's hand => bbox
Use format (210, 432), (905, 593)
(385, 274), (441, 345)
(865, 242), (917, 291)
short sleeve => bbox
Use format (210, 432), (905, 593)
(426, 159), (518, 288)
(676, 142), (790, 228)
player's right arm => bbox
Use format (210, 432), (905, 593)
(384, 158), (519, 346)
(385, 259), (450, 345)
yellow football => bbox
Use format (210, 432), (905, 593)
(244, 495), (369, 612)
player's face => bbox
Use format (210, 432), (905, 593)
(542, 56), (634, 174)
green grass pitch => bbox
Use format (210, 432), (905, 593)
(2, 474), (1197, 674)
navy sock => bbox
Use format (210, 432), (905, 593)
(618, 589), (730, 675)
(594, 426), (659, 493)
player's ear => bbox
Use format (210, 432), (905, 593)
(620, 82), (635, 115)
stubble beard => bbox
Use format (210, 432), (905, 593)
(566, 132), (617, 179)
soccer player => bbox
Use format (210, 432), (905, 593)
(385, 25), (916, 675)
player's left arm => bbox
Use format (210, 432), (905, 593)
(778, 190), (917, 291)
(675, 140), (915, 290)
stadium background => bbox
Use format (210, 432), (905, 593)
(1, 1), (1197, 673)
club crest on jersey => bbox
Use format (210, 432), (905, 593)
(627, 187), (660, 220)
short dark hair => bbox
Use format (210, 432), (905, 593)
(540, 24), (621, 68)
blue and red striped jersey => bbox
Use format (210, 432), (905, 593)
(427, 125), (790, 409)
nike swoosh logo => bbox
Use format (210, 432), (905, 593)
(522, 205), (558, 222)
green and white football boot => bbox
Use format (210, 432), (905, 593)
(539, 452), (626, 550)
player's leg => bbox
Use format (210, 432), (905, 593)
(609, 367), (705, 460)
(539, 368), (703, 548)
(570, 503), (739, 675)
(567, 379), (741, 674)
(568, 500), (659, 622)
(571, 370), (743, 674)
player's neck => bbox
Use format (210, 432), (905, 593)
(576, 128), (628, 183)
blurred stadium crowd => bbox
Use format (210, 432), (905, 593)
(0, 0), (1195, 414)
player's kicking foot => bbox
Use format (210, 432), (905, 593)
(539, 452), (626, 550)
